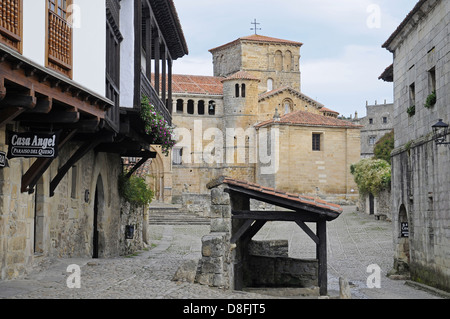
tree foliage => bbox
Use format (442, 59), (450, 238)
(118, 172), (154, 206)
(350, 158), (391, 196)
(373, 130), (394, 163)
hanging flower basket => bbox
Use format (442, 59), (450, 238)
(140, 96), (176, 156)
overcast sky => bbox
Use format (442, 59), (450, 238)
(172, 0), (419, 118)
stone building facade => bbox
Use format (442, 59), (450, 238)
(381, 0), (450, 292)
(168, 34), (361, 215)
(352, 101), (394, 158)
(0, 0), (188, 280)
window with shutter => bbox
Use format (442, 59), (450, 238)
(0, 0), (23, 52)
(47, 0), (73, 77)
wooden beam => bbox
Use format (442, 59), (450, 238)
(232, 210), (319, 223)
(21, 130), (77, 193)
(27, 97), (52, 114)
(317, 220), (327, 296)
(231, 220), (255, 244)
(241, 220), (266, 242)
(295, 220), (319, 245)
(125, 157), (150, 178)
(0, 106), (25, 128)
(49, 132), (115, 197)
(0, 94), (36, 109)
(0, 58), (110, 118)
(226, 187), (339, 221)
(18, 110), (80, 123)
(0, 80), (5, 101)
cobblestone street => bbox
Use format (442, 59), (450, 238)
(0, 206), (445, 300)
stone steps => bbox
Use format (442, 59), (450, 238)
(148, 204), (210, 225)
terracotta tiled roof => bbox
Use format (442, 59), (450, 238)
(320, 107), (339, 115)
(207, 177), (343, 217)
(210, 34), (303, 52)
(256, 109), (362, 129)
(222, 70), (260, 82)
(155, 74), (224, 95)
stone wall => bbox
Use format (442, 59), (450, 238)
(259, 124), (360, 197)
(244, 240), (318, 288)
(0, 126), (132, 280)
(358, 189), (392, 220)
(387, 0), (450, 292)
(119, 201), (148, 256)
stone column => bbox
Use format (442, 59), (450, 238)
(195, 185), (232, 289)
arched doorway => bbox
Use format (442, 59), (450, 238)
(93, 175), (105, 259)
(148, 147), (165, 203)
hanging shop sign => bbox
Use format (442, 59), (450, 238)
(7, 132), (60, 159)
(401, 222), (409, 238)
(0, 151), (7, 168)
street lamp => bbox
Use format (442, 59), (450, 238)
(432, 119), (449, 145)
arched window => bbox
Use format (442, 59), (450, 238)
(283, 99), (293, 114)
(198, 100), (205, 115)
(235, 84), (240, 97)
(187, 100), (194, 114)
(275, 50), (283, 71)
(241, 84), (246, 98)
(285, 50), (292, 71)
(208, 101), (216, 115)
(267, 78), (273, 92)
(176, 99), (184, 113)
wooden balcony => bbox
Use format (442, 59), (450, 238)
(140, 71), (172, 126)
(47, 9), (72, 77)
(0, 0), (23, 52)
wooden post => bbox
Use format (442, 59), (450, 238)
(317, 219), (327, 296)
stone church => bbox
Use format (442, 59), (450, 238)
(149, 34), (361, 215)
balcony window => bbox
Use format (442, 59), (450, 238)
(47, 0), (73, 77)
(0, 0), (23, 52)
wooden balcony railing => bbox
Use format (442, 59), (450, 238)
(141, 71), (172, 126)
(0, 0), (22, 52)
(47, 10), (72, 77)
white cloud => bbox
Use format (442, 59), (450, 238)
(301, 44), (394, 116)
(173, 55), (213, 76)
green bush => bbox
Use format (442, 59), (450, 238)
(350, 158), (391, 196)
(118, 172), (154, 206)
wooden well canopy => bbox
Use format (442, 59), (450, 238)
(207, 176), (343, 296)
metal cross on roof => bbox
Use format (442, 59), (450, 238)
(251, 19), (261, 35)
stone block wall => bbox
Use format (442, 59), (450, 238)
(0, 126), (138, 280)
(388, 0), (450, 292)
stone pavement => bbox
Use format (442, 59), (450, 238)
(0, 206), (447, 299)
